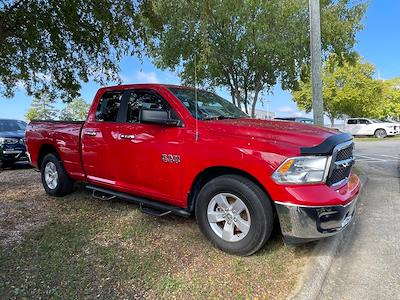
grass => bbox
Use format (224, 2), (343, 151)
(354, 135), (400, 142)
(0, 169), (312, 299)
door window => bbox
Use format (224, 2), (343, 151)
(95, 91), (124, 122)
(125, 90), (174, 123)
(358, 119), (370, 124)
(347, 119), (357, 124)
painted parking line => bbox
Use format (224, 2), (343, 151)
(355, 159), (397, 163)
(378, 154), (400, 159)
(354, 154), (399, 163)
(355, 154), (387, 161)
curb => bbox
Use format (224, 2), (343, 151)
(291, 168), (368, 300)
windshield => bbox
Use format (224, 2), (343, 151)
(169, 88), (248, 120)
(0, 120), (27, 132)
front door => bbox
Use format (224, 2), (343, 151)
(81, 90), (125, 187)
(113, 89), (185, 206)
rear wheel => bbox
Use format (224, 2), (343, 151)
(195, 174), (273, 256)
(41, 153), (74, 196)
(374, 129), (387, 138)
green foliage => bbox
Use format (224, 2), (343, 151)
(293, 54), (384, 125)
(141, 0), (367, 116)
(380, 78), (400, 120)
(0, 0), (141, 100)
(60, 98), (90, 121)
(25, 92), (58, 121)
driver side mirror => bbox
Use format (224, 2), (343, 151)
(139, 108), (181, 126)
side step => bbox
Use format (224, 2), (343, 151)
(86, 185), (191, 218)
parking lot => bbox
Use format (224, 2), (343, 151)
(319, 139), (400, 299)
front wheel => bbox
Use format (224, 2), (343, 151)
(41, 153), (74, 196)
(374, 129), (387, 138)
(195, 175), (274, 256)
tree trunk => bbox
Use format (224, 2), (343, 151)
(244, 89), (249, 114)
(251, 90), (260, 118)
(235, 88), (242, 110)
(251, 88), (261, 118)
(329, 115), (335, 127)
(230, 88), (236, 106)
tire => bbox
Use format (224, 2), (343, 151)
(40, 153), (74, 196)
(195, 174), (274, 256)
(374, 129), (387, 139)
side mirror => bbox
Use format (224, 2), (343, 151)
(139, 108), (181, 126)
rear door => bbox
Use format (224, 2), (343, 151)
(113, 88), (185, 206)
(81, 90), (125, 187)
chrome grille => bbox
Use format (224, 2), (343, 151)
(335, 144), (354, 161)
(327, 141), (355, 186)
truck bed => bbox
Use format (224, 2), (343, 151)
(25, 120), (86, 180)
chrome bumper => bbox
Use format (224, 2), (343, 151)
(275, 195), (358, 244)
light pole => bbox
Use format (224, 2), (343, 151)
(309, 0), (324, 126)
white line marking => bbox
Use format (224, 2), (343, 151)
(378, 154), (400, 159)
(355, 154), (387, 161)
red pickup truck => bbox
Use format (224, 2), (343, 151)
(26, 84), (360, 256)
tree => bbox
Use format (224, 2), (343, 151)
(293, 54), (383, 125)
(0, 0), (141, 100)
(60, 98), (90, 121)
(25, 91), (58, 121)
(380, 78), (400, 120)
(141, 0), (366, 117)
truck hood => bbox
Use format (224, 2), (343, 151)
(202, 118), (341, 150)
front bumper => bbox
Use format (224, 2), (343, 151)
(2, 149), (28, 162)
(275, 192), (358, 244)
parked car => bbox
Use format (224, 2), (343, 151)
(340, 118), (399, 138)
(381, 119), (400, 133)
(274, 117), (314, 124)
(0, 119), (28, 167)
(26, 84), (360, 256)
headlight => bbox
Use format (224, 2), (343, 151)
(272, 156), (329, 184)
(0, 137), (19, 145)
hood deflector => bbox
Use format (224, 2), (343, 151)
(300, 133), (353, 156)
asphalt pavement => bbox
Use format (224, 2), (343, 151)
(318, 139), (400, 300)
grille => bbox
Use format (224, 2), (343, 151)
(335, 144), (353, 161)
(327, 142), (354, 186)
(329, 167), (352, 185)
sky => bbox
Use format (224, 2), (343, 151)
(1, 0), (399, 121)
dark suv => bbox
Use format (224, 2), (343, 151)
(0, 119), (28, 168)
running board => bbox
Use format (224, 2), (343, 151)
(86, 185), (191, 218)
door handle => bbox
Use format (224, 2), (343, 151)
(84, 131), (97, 136)
(120, 134), (135, 140)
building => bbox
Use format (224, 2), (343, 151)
(253, 109), (275, 120)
